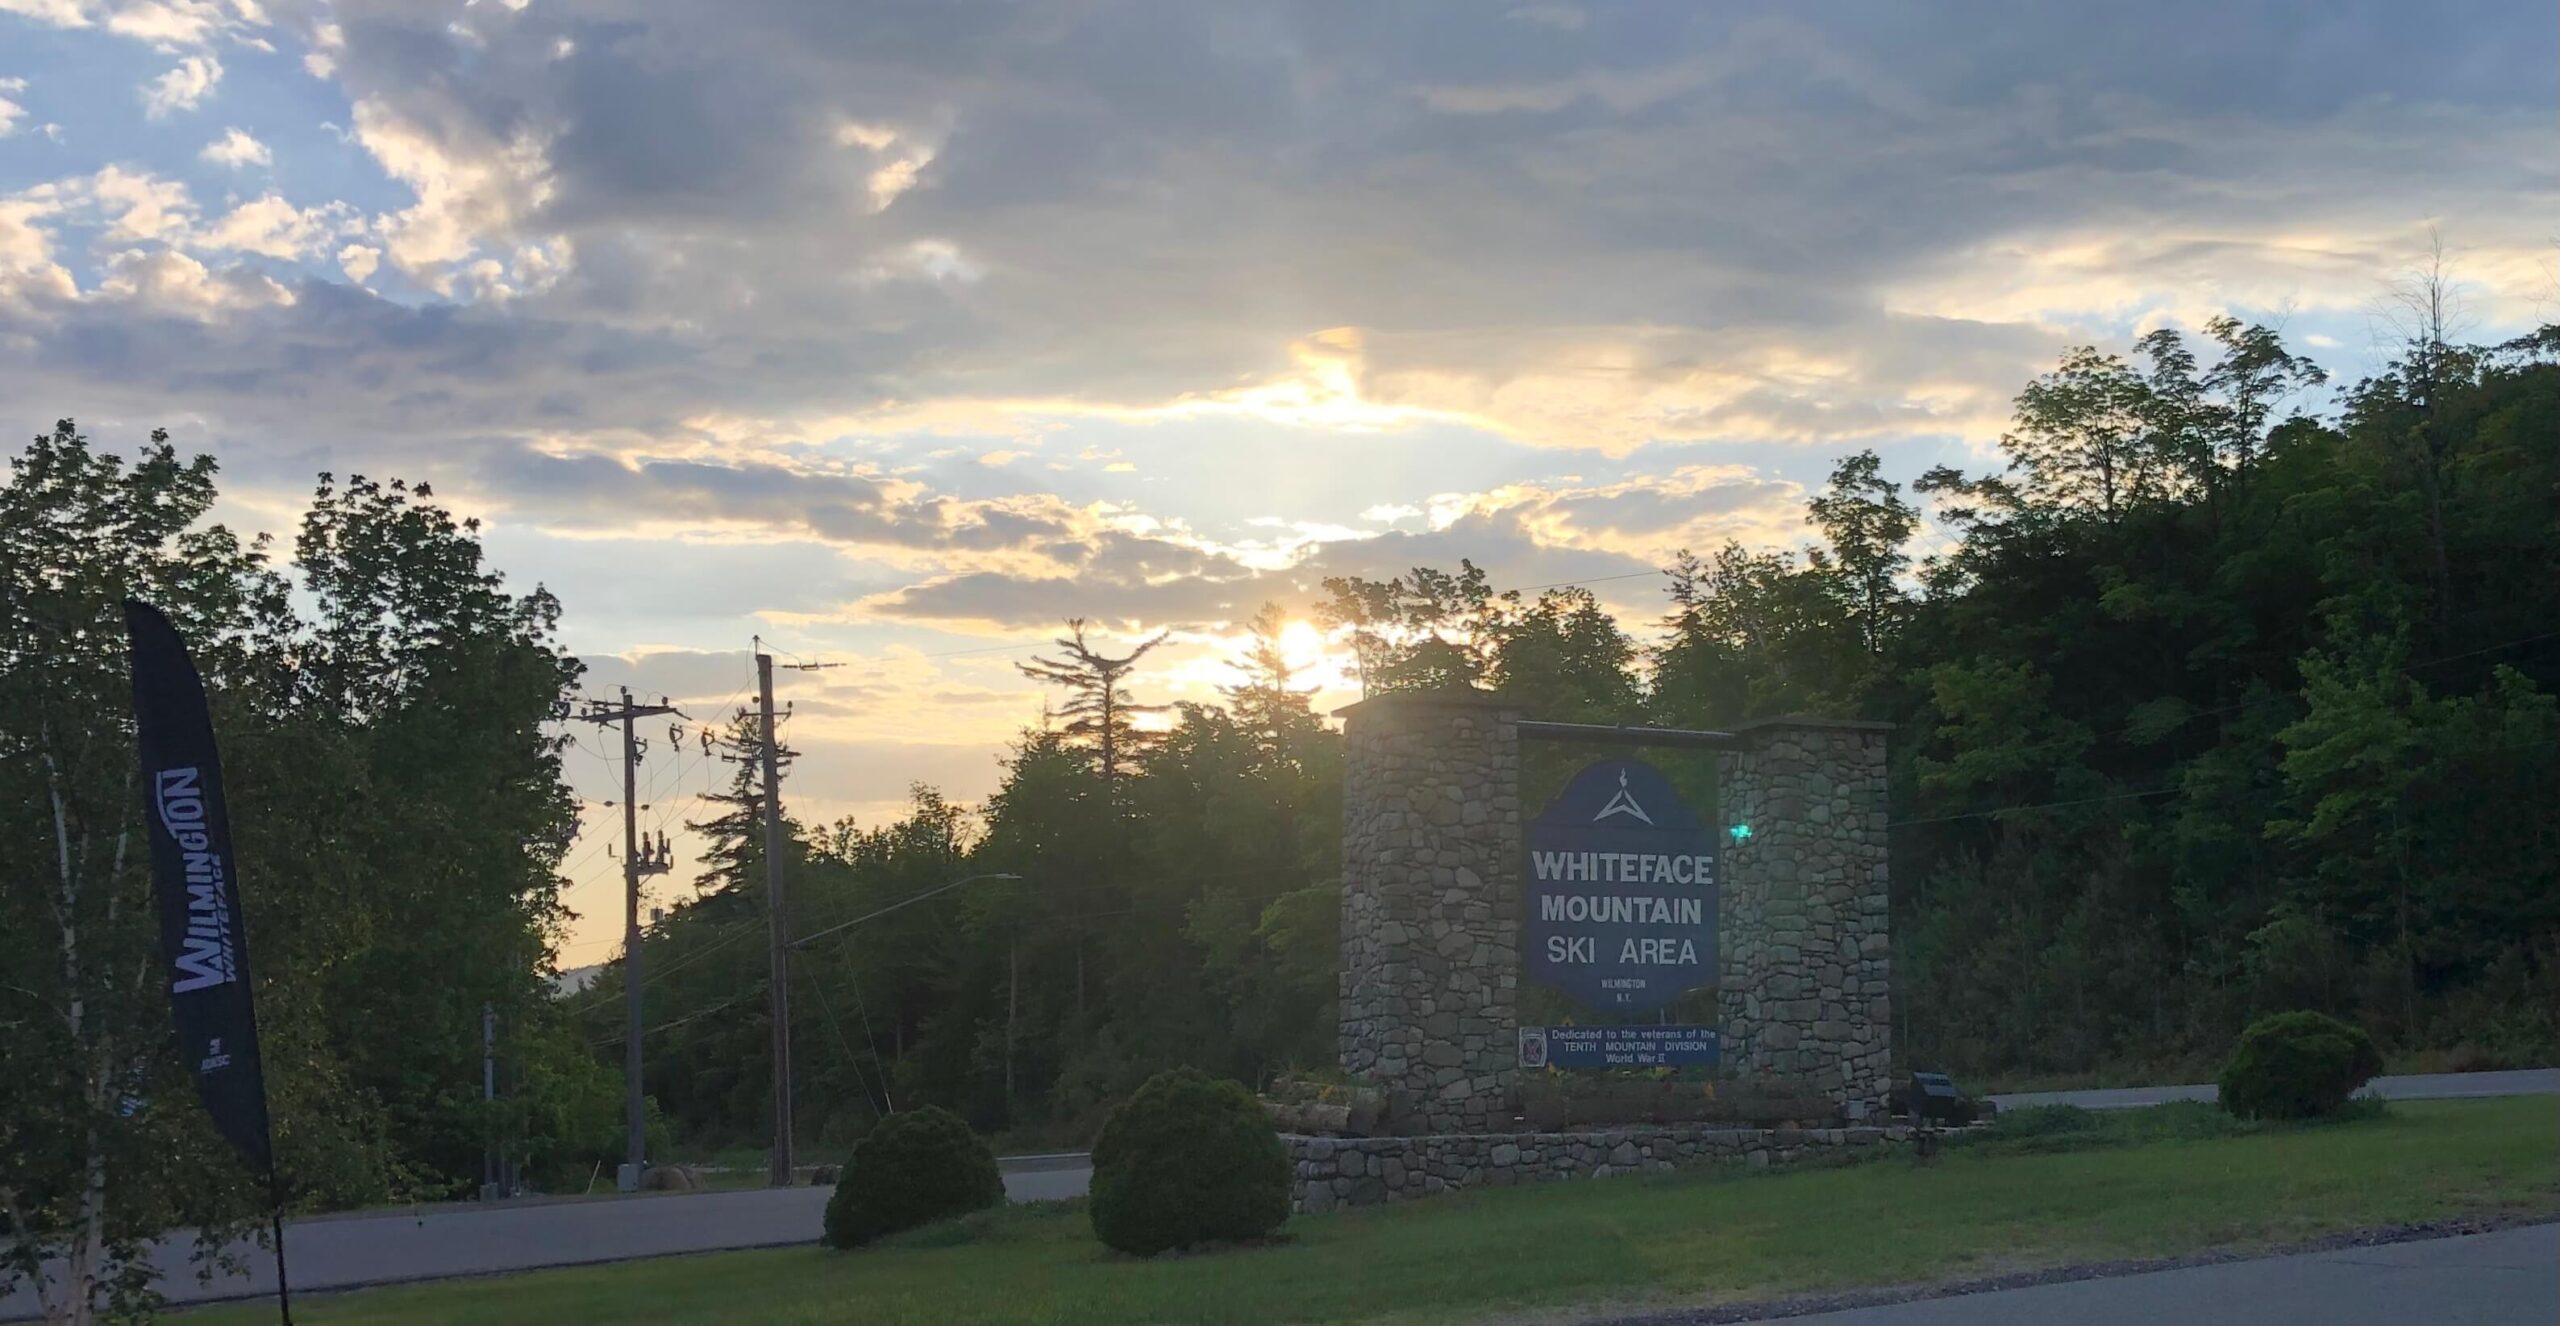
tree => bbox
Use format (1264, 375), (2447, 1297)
(1221, 604), (1327, 772)
(1805, 449), (1918, 659)
(2003, 345), (2163, 522)
(1017, 620), (1169, 800)
(1483, 587), (1639, 721)
(1316, 561), (1496, 695)
(0, 423), (285, 1323)
(687, 711), (790, 906)
(3, 422), (611, 1321)
(1651, 542), (1852, 725)
(287, 473), (590, 1189)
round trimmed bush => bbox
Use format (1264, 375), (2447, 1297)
(1089, 1067), (1291, 1256)
(822, 1105), (1003, 1248)
(2218, 1010), (2385, 1120)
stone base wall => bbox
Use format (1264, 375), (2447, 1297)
(1286, 1124), (1913, 1212)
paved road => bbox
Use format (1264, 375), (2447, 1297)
(0, 1159), (1092, 1319)
(1736, 1223), (2559, 1325)
(1987, 1068), (2560, 1112)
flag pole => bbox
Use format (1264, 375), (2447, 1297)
(267, 1166), (294, 1326)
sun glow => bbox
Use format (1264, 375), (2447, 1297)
(1279, 618), (1327, 671)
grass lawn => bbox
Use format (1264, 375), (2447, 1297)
(187, 1098), (2558, 1326)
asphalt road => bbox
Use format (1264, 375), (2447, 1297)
(1734, 1223), (2559, 1325)
(1986, 1068), (2560, 1111)
(0, 1158), (1093, 1318)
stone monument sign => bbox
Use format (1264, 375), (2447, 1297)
(1336, 689), (1891, 1135)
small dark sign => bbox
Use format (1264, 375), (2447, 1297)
(1522, 758), (1719, 1013)
(1520, 1024), (1722, 1069)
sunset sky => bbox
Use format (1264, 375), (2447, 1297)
(4, 0), (2554, 965)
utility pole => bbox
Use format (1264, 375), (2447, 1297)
(575, 687), (677, 1191)
(753, 645), (840, 1186)
(756, 652), (795, 1188)
(481, 1001), (496, 1201)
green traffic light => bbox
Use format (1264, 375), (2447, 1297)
(1729, 823), (1753, 842)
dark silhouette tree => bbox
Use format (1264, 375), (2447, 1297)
(1017, 618), (1169, 803)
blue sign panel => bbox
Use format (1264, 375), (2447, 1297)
(1522, 759), (1718, 1014)
(1520, 1024), (1722, 1069)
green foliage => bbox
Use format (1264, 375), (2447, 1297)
(2219, 1011), (2386, 1120)
(1088, 1067), (1290, 1256)
(1864, 321), (2560, 1075)
(1, 422), (605, 1319)
(822, 1105), (1004, 1249)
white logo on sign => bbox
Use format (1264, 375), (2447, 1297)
(1592, 768), (1653, 825)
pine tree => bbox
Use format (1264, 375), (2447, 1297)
(687, 710), (789, 901)
(1220, 604), (1323, 770)
(1016, 619), (1168, 797)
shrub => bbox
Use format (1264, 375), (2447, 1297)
(2218, 1010), (2385, 1120)
(822, 1105), (1004, 1249)
(1089, 1067), (1291, 1256)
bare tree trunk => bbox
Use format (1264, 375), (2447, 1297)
(44, 738), (101, 1326)
(2391, 232), (2462, 641)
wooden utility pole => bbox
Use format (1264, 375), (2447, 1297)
(754, 647), (837, 1186)
(575, 688), (676, 1190)
(756, 652), (795, 1187)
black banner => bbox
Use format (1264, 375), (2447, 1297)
(126, 600), (273, 1177)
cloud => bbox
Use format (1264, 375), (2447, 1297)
(21, 0), (2513, 485)
(347, 95), (555, 291)
(0, 194), (78, 309)
(142, 53), (220, 118)
(199, 193), (344, 259)
(3, 0), (263, 49)
(199, 126), (271, 168)
(94, 246), (293, 317)
(0, 77), (26, 138)
(1421, 465), (1808, 564)
(14, 165), (201, 247)
(859, 498), (1678, 634)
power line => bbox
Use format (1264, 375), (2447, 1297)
(587, 985), (765, 1049)
(791, 948), (884, 1119)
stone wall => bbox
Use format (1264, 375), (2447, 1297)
(1287, 1124), (1912, 1212)
(1714, 717), (1895, 1116)
(1336, 690), (1524, 1134)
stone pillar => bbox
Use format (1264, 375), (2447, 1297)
(1715, 716), (1893, 1114)
(1336, 689), (1523, 1134)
